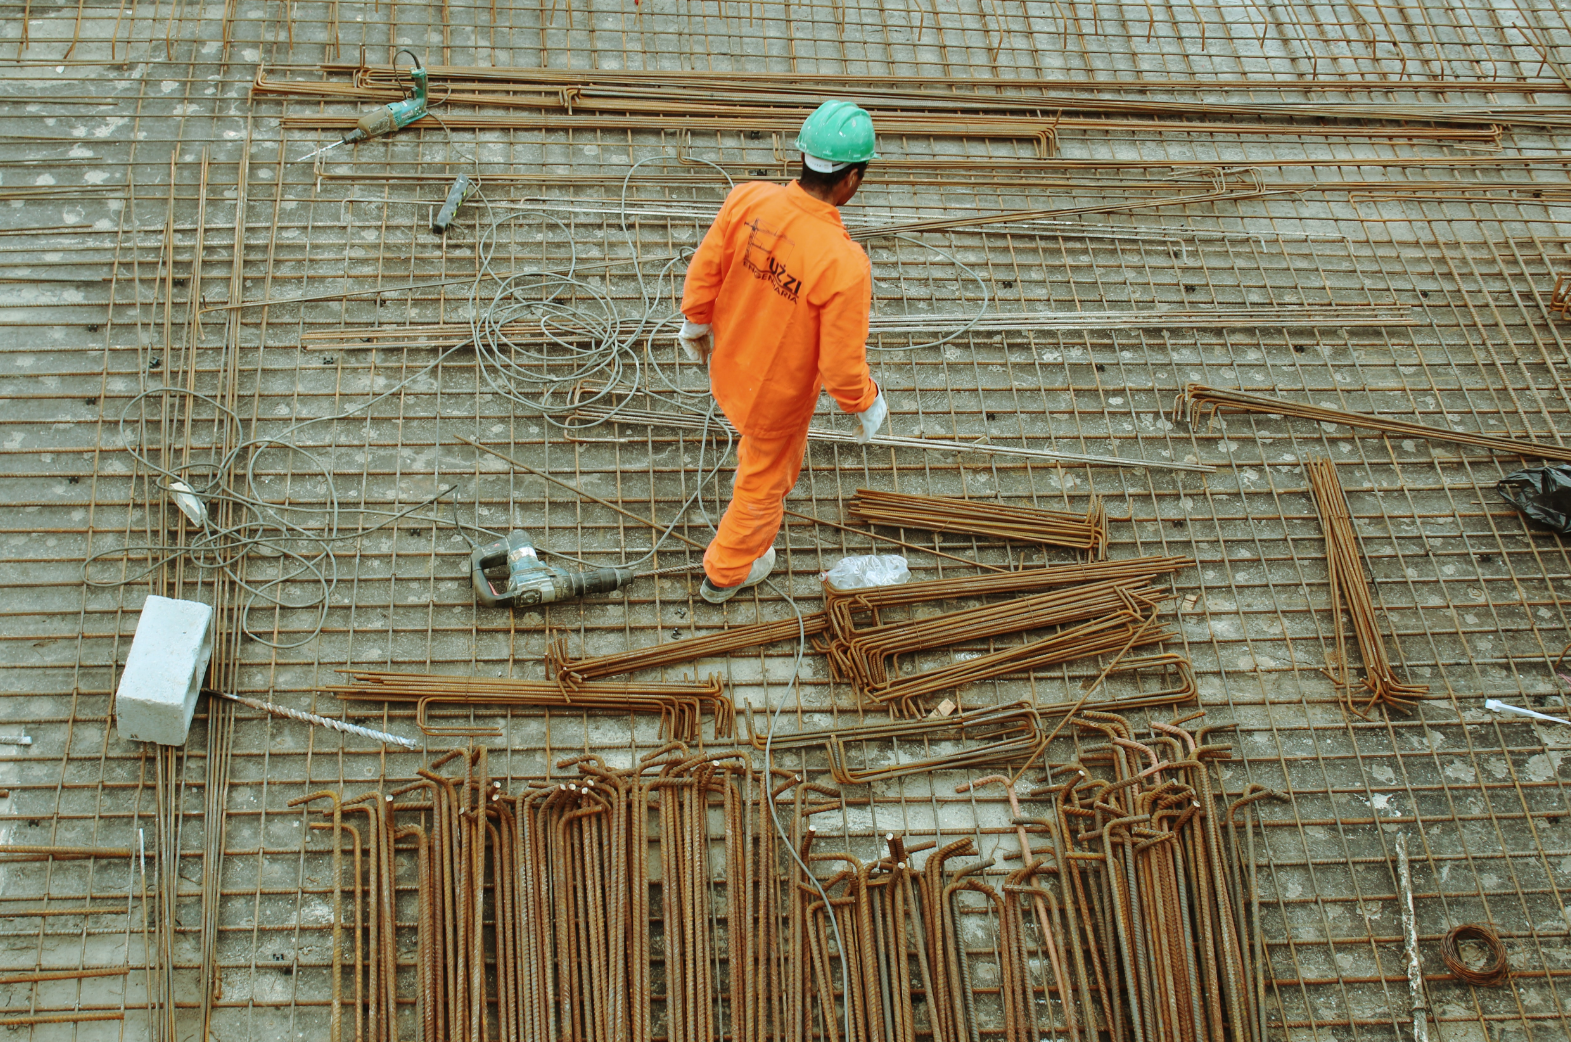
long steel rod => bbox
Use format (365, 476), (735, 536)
(1396, 836), (1431, 1042)
(1178, 384), (1571, 464)
(569, 403), (1216, 474)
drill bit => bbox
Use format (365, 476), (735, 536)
(297, 138), (348, 163)
(1486, 698), (1571, 729)
(207, 689), (419, 749)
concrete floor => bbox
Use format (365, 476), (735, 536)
(2, 0), (1571, 1039)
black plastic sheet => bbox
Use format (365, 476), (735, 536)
(1498, 465), (1571, 534)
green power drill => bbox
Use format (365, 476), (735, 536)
(299, 51), (428, 162)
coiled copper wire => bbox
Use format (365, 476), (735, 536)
(1441, 924), (1510, 987)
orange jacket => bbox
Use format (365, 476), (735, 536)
(681, 180), (878, 438)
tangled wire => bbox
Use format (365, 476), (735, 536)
(87, 160), (735, 647)
(90, 158), (991, 648)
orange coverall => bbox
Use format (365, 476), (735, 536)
(681, 180), (879, 587)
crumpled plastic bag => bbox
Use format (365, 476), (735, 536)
(821, 555), (911, 590)
(1497, 465), (1571, 534)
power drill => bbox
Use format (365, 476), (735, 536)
(471, 530), (638, 608)
(298, 54), (429, 162)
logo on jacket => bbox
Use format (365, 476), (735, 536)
(741, 218), (803, 302)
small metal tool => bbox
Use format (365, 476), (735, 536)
(471, 530), (639, 608)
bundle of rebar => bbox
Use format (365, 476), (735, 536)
(1552, 274), (1570, 318)
(868, 304), (1414, 331)
(298, 305), (1411, 344)
(785, 709), (1269, 1042)
(1005, 710), (1275, 1042)
(290, 784), (403, 1042)
(254, 65), (1520, 141)
(543, 557), (1191, 700)
(288, 706), (1268, 1042)
(824, 703), (1045, 784)
(865, 610), (1175, 717)
(823, 578), (1165, 691)
(1305, 458), (1429, 715)
(813, 557), (1186, 716)
(848, 489), (1108, 557)
(294, 745), (795, 1042)
(1175, 383), (1571, 464)
(743, 662), (1196, 782)
(327, 670), (735, 740)
(278, 107), (1058, 155)
(497, 748), (787, 1042)
(280, 62), (1571, 125)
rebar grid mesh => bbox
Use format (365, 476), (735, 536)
(2, 0), (1571, 1040)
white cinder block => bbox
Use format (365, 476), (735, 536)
(114, 595), (214, 746)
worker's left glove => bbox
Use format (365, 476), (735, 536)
(853, 389), (888, 444)
(677, 319), (712, 364)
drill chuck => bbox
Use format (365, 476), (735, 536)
(558, 565), (639, 600)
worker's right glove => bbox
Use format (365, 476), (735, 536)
(853, 388), (888, 444)
(677, 319), (712, 364)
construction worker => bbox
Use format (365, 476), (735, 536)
(678, 99), (887, 605)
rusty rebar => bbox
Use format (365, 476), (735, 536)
(1177, 383), (1571, 464)
(847, 488), (1108, 557)
(0, 967), (129, 985)
(1305, 457), (1429, 716)
(278, 726), (1264, 1042)
(547, 615), (829, 685)
(331, 670), (735, 739)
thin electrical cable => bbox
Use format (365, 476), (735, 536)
(761, 576), (853, 1042)
(88, 369), (468, 647)
(101, 196), (733, 624)
(100, 160), (986, 651)
(460, 158), (744, 571)
(98, 177), (729, 637)
(864, 233), (991, 351)
(391, 49), (424, 86)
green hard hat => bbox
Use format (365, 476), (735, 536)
(795, 100), (878, 169)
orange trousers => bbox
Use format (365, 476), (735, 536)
(702, 425), (811, 587)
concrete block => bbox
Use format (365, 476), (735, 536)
(114, 595), (214, 746)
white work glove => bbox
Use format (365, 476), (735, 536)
(677, 318), (712, 364)
(853, 388), (888, 444)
